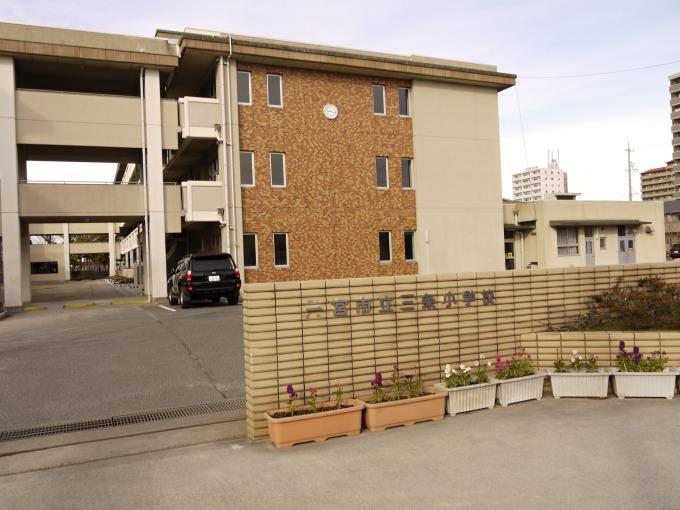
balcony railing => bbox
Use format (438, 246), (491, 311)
(178, 97), (221, 139)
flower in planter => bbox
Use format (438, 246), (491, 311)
(307, 388), (318, 413)
(334, 385), (344, 409)
(616, 342), (668, 372)
(286, 384), (298, 416)
(494, 349), (535, 380)
(554, 349), (598, 373)
(371, 372), (385, 403)
(444, 354), (490, 387)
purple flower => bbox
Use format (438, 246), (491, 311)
(372, 372), (383, 387)
(619, 341), (626, 352)
(286, 384), (297, 398)
(633, 346), (640, 355)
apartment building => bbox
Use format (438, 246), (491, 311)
(0, 22), (515, 307)
(640, 163), (677, 201)
(511, 159), (567, 202)
(503, 196), (665, 270)
(671, 71), (680, 170)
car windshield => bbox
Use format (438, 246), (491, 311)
(191, 257), (234, 272)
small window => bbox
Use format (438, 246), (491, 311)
(372, 84), (385, 115)
(243, 233), (258, 268)
(401, 158), (412, 189)
(398, 88), (410, 116)
(404, 231), (415, 261)
(557, 227), (579, 256)
(237, 71), (251, 105)
(270, 152), (286, 187)
(240, 151), (255, 187)
(267, 74), (283, 107)
(376, 157), (389, 189)
(31, 261), (58, 274)
(378, 231), (392, 262)
(599, 237), (606, 250)
(273, 233), (289, 267)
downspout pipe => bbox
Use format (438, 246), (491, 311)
(140, 69), (152, 302)
(222, 34), (238, 264)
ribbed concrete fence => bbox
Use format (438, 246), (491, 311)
(243, 263), (680, 438)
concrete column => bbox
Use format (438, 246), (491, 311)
(62, 223), (71, 281)
(108, 223), (116, 277)
(143, 69), (167, 299)
(0, 56), (23, 308)
(20, 222), (31, 303)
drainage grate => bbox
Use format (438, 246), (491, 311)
(0, 399), (246, 442)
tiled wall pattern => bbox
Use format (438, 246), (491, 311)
(243, 262), (680, 438)
(238, 63), (417, 283)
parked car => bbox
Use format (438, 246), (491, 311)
(167, 253), (241, 308)
(670, 244), (680, 259)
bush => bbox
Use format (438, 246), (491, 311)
(562, 277), (680, 331)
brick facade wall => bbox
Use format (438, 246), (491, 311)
(238, 63), (417, 283)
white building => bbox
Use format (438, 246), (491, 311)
(512, 159), (568, 202)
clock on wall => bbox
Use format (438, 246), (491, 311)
(323, 104), (338, 120)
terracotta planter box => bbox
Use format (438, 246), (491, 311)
(361, 386), (446, 432)
(494, 372), (546, 407)
(265, 399), (364, 448)
(547, 368), (610, 399)
(612, 369), (677, 399)
(435, 381), (498, 415)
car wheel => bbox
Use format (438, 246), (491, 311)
(179, 291), (189, 309)
(168, 287), (178, 305)
(227, 291), (240, 306)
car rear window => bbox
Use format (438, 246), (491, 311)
(191, 257), (234, 272)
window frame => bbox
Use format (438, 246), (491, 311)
(243, 233), (258, 269)
(240, 151), (255, 188)
(404, 230), (416, 261)
(372, 84), (386, 116)
(378, 230), (392, 263)
(375, 156), (389, 190)
(273, 232), (289, 268)
(556, 227), (579, 257)
(599, 237), (606, 250)
(401, 158), (413, 189)
(236, 70), (252, 106)
(398, 87), (410, 117)
(266, 74), (283, 108)
(269, 152), (287, 188)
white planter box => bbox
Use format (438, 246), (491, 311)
(547, 368), (610, 399)
(494, 372), (546, 407)
(435, 381), (498, 416)
(612, 369), (677, 399)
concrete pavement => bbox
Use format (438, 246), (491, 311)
(0, 300), (244, 430)
(2, 397), (680, 509)
(27, 279), (142, 310)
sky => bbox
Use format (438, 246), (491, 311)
(7, 0), (680, 200)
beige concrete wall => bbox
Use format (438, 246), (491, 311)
(29, 243), (65, 281)
(411, 80), (505, 275)
(30, 223), (113, 235)
(69, 242), (109, 254)
(504, 201), (665, 268)
(15, 89), (178, 150)
(181, 181), (223, 222)
(242, 262), (680, 438)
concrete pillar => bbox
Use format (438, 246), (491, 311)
(108, 223), (116, 277)
(143, 69), (167, 299)
(20, 222), (31, 303)
(0, 56), (23, 308)
(62, 223), (71, 281)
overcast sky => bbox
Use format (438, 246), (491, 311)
(7, 0), (679, 199)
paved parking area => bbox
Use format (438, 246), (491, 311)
(0, 300), (243, 430)
(27, 279), (143, 310)
(2, 397), (680, 509)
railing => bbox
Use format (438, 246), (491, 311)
(178, 97), (221, 139)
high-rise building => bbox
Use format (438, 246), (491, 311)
(640, 163), (676, 200)
(671, 72), (680, 170)
(511, 158), (567, 202)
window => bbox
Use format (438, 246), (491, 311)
(243, 234), (258, 268)
(31, 261), (58, 274)
(240, 151), (255, 187)
(401, 158), (412, 188)
(378, 231), (392, 262)
(398, 88), (410, 116)
(556, 227), (579, 256)
(375, 157), (389, 189)
(273, 233), (289, 267)
(404, 231), (415, 261)
(600, 237), (606, 250)
(270, 152), (286, 187)
(372, 84), (385, 115)
(237, 71), (251, 105)
(267, 74), (283, 107)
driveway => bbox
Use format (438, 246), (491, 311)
(0, 301), (244, 431)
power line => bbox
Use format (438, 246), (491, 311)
(520, 58), (680, 79)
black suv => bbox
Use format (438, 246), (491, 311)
(168, 253), (241, 308)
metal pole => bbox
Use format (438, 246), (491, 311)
(139, 69), (152, 302)
(626, 141), (633, 201)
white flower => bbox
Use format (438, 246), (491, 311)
(464, 367), (471, 373)
(474, 361), (480, 367)
(570, 357), (576, 363)
(572, 349), (578, 356)
(460, 364), (465, 370)
(444, 364), (452, 377)
(452, 369), (458, 375)
(487, 361), (492, 367)
(578, 356), (583, 361)
(479, 354), (485, 360)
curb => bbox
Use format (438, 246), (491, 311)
(111, 299), (149, 306)
(21, 306), (47, 313)
(63, 303), (95, 309)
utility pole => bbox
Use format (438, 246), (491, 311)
(626, 141), (634, 201)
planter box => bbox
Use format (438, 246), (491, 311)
(547, 368), (610, 399)
(495, 372), (546, 407)
(361, 387), (446, 432)
(612, 369), (677, 399)
(435, 381), (498, 415)
(265, 399), (364, 448)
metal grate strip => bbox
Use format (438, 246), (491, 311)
(0, 399), (246, 442)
